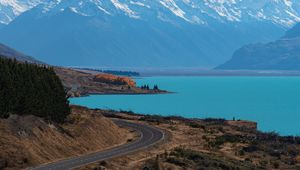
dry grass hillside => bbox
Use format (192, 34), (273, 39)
(0, 106), (129, 170)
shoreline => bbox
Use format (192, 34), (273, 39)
(69, 76), (300, 137)
(91, 107), (298, 138)
(71, 90), (171, 98)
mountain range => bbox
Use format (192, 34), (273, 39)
(217, 22), (300, 70)
(1, 0), (300, 67)
(1, 0), (300, 26)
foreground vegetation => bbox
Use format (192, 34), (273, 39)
(0, 58), (70, 123)
(143, 147), (260, 170)
(86, 110), (300, 170)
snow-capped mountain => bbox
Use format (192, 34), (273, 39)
(0, 0), (42, 24)
(0, 0), (300, 67)
(2, 0), (300, 27)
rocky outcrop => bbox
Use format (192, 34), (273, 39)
(226, 120), (257, 130)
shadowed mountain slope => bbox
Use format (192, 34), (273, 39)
(217, 23), (300, 70)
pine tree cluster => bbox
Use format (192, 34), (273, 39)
(0, 57), (70, 123)
(140, 84), (159, 90)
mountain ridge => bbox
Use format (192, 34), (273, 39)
(0, 43), (41, 63)
(217, 22), (300, 70)
(2, 0), (300, 27)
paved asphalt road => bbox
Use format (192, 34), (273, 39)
(31, 119), (164, 170)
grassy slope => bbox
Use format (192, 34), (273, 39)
(0, 106), (129, 169)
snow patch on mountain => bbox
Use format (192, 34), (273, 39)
(129, 1), (150, 9)
(1, 0), (300, 27)
(159, 0), (188, 21)
(111, 0), (139, 18)
(0, 0), (42, 24)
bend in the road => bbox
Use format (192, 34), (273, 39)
(30, 119), (164, 170)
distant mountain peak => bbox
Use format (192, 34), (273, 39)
(1, 0), (300, 27)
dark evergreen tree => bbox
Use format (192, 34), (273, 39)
(153, 85), (159, 90)
(0, 57), (70, 123)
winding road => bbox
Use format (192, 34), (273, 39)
(30, 119), (164, 170)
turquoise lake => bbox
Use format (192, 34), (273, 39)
(70, 76), (300, 136)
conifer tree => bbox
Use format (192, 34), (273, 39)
(0, 57), (70, 123)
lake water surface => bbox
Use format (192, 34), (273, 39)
(70, 76), (300, 136)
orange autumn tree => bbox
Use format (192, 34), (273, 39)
(94, 74), (136, 87)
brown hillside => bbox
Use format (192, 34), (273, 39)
(0, 106), (129, 170)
